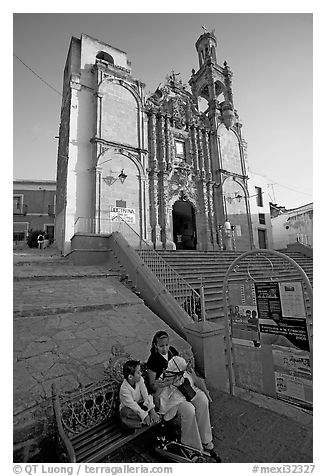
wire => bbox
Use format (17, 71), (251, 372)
(249, 168), (312, 198)
(13, 53), (62, 97)
(272, 182), (312, 197)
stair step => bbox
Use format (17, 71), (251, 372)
(135, 249), (313, 321)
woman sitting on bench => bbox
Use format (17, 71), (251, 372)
(146, 331), (214, 453)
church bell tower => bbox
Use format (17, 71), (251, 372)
(189, 28), (254, 250)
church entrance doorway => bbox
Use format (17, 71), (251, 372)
(172, 201), (197, 250)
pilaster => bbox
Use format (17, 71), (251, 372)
(148, 113), (158, 245)
(190, 124), (199, 174)
(157, 113), (167, 248)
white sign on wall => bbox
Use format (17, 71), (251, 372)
(110, 206), (136, 223)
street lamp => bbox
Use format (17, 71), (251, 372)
(103, 169), (128, 186)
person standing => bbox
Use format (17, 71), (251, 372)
(37, 233), (44, 249)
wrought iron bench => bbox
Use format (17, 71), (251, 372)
(52, 344), (157, 463)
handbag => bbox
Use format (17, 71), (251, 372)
(175, 377), (196, 401)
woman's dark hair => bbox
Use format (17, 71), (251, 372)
(150, 330), (169, 353)
(123, 360), (140, 379)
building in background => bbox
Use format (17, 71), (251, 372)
(270, 202), (313, 250)
(56, 31), (254, 255)
(247, 171), (274, 249)
(13, 180), (56, 245)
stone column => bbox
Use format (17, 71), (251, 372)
(95, 165), (102, 234)
(223, 61), (234, 107)
(164, 114), (172, 171)
(138, 174), (145, 241)
(147, 112), (159, 247)
(197, 127), (205, 175)
(196, 127), (210, 250)
(213, 134), (225, 228)
(202, 129), (215, 249)
(157, 113), (167, 248)
(184, 320), (229, 391)
(94, 92), (104, 139)
(190, 124), (199, 174)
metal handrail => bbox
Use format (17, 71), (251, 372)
(119, 218), (205, 321)
(74, 216), (205, 321)
(296, 233), (312, 248)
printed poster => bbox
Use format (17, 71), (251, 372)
(255, 281), (309, 352)
(278, 282), (306, 318)
(110, 206), (136, 223)
(228, 282), (260, 345)
(272, 345), (312, 407)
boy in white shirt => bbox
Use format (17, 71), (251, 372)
(119, 360), (161, 429)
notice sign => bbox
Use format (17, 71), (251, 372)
(228, 282), (260, 344)
(279, 282), (306, 318)
(272, 346), (312, 407)
(254, 282), (282, 321)
(255, 281), (309, 351)
(110, 207), (136, 223)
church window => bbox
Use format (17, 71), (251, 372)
(175, 140), (185, 158)
(96, 51), (114, 65)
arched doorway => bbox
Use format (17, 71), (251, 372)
(172, 201), (197, 250)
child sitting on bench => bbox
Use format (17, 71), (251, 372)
(119, 360), (161, 429)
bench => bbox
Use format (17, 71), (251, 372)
(52, 344), (158, 463)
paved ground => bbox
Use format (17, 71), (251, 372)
(106, 386), (313, 464)
(13, 246), (313, 464)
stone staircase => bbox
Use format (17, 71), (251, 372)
(144, 250), (313, 321)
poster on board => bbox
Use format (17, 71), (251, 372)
(255, 281), (309, 352)
(110, 206), (136, 223)
(272, 345), (312, 408)
(228, 282), (260, 346)
(228, 282), (263, 392)
(278, 282), (306, 318)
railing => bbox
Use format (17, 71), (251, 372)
(75, 217), (115, 235)
(74, 216), (205, 321)
(296, 233), (312, 247)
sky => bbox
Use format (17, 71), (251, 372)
(12, 9), (314, 209)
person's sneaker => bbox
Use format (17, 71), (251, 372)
(203, 441), (214, 451)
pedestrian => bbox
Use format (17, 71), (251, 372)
(37, 233), (44, 249)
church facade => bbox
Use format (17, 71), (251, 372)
(56, 31), (254, 255)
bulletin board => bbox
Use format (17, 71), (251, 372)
(224, 250), (313, 410)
